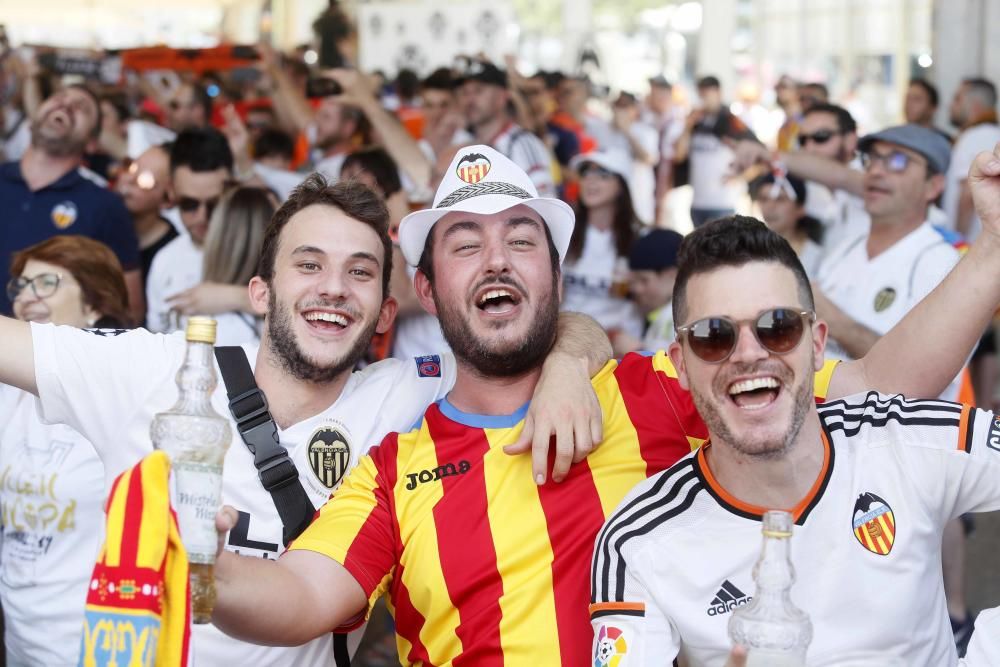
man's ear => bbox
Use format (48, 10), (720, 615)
(376, 296), (398, 335)
(812, 318), (829, 372)
(925, 172), (946, 204)
(668, 341), (690, 391)
(248, 276), (269, 316)
(413, 269), (438, 316)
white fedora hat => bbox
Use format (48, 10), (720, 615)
(398, 144), (575, 266)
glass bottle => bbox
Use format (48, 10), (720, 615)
(728, 510), (812, 666)
(151, 317), (232, 624)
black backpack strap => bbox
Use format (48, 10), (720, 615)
(214, 346), (316, 546)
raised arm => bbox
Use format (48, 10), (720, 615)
(212, 508), (366, 646)
(507, 311), (611, 483)
(732, 139), (865, 197)
(0, 316), (36, 395)
(829, 142), (1000, 399)
(326, 69), (432, 191)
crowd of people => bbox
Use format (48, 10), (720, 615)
(1, 29), (1000, 667)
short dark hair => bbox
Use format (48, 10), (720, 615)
(342, 147), (402, 198)
(256, 173), (392, 298)
(909, 78), (939, 108)
(422, 67), (456, 92)
(169, 127), (234, 175)
(395, 68), (421, 100)
(803, 102), (857, 135)
(672, 215), (814, 326)
(696, 75), (721, 90)
(254, 128), (296, 162)
(67, 84), (103, 139)
(800, 81), (829, 99)
(417, 215), (560, 284)
(963, 77), (998, 109)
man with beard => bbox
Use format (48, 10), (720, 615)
(944, 77), (1000, 239)
(734, 103), (868, 251)
(0, 84), (141, 318)
(0, 173), (609, 666)
(591, 195), (1000, 663)
(210, 142), (1000, 665)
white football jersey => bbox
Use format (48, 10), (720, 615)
(591, 392), (1000, 666)
(30, 323), (456, 666)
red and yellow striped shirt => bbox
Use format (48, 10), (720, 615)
(289, 352), (838, 665)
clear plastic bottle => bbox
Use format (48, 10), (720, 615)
(150, 317), (231, 623)
(728, 510), (812, 666)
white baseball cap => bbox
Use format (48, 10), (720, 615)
(397, 144), (575, 266)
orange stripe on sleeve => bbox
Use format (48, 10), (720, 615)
(957, 404), (973, 452)
(589, 602), (646, 618)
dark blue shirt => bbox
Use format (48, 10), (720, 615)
(0, 161), (139, 314)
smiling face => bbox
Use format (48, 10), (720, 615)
(12, 258), (99, 327)
(30, 87), (99, 158)
(250, 204), (396, 384)
(414, 204), (560, 377)
(668, 262), (826, 459)
(861, 140), (942, 224)
(756, 183), (803, 237)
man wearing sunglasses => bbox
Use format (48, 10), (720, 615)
(592, 153), (1000, 663)
(735, 103), (869, 251)
(145, 127), (233, 333)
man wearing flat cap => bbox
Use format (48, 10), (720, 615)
(813, 125), (963, 399)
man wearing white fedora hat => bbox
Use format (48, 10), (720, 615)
(210, 143), (1000, 665)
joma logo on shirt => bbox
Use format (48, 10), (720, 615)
(405, 460), (471, 490)
(987, 415), (1000, 453)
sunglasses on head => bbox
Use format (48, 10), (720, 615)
(677, 307), (815, 363)
(797, 129), (838, 147)
(861, 149), (922, 174)
(578, 163), (616, 179)
(177, 195), (220, 216)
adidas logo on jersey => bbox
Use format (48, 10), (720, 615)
(706, 580), (751, 616)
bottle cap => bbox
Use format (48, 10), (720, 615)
(185, 317), (217, 344)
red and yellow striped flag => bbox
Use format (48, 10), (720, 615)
(80, 451), (191, 666)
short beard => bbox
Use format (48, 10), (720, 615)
(30, 118), (87, 158)
(690, 357), (813, 460)
(265, 288), (377, 384)
(434, 274), (559, 378)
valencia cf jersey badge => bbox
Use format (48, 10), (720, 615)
(307, 426), (351, 489)
(852, 491), (895, 555)
(873, 287), (896, 313)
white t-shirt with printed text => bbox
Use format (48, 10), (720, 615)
(0, 386), (106, 667)
(30, 324), (456, 667)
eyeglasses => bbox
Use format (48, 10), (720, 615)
(676, 307), (815, 363)
(861, 149), (923, 174)
(797, 129), (838, 148)
(177, 195), (220, 217)
(122, 159), (157, 191)
(6, 273), (62, 303)
(578, 163), (616, 179)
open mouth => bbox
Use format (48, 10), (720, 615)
(303, 310), (352, 332)
(475, 287), (522, 315)
(47, 108), (71, 129)
(727, 376), (781, 411)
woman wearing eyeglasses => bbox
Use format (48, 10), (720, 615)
(1, 236), (130, 666)
(560, 150), (643, 343)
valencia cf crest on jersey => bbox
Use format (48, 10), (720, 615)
(873, 287), (896, 313)
(852, 491), (895, 555)
(593, 624), (629, 667)
(51, 201), (78, 229)
(307, 427), (351, 489)
(456, 153), (491, 184)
